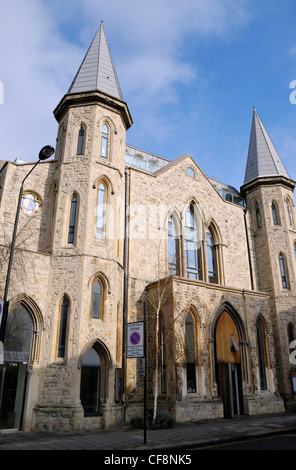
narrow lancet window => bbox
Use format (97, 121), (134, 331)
(96, 183), (106, 240)
(255, 202), (261, 228)
(58, 297), (69, 358)
(77, 126), (85, 155)
(92, 280), (103, 319)
(100, 124), (109, 158)
(279, 254), (288, 289)
(272, 203), (278, 225)
(168, 216), (179, 275)
(206, 229), (217, 283)
(185, 312), (196, 393)
(68, 195), (77, 243)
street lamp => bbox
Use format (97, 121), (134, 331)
(0, 145), (55, 344)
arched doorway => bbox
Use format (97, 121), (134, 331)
(80, 347), (102, 416)
(214, 310), (244, 418)
(79, 341), (111, 417)
(0, 304), (33, 429)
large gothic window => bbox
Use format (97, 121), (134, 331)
(184, 204), (201, 280)
(168, 215), (180, 275)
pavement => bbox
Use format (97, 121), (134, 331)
(0, 411), (296, 451)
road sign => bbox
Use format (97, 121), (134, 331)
(127, 322), (144, 358)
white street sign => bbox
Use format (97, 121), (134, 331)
(127, 322), (144, 358)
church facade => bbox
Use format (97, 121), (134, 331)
(0, 23), (295, 432)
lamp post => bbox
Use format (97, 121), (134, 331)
(0, 145), (55, 344)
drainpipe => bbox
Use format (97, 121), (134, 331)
(122, 169), (129, 395)
(244, 207), (254, 290)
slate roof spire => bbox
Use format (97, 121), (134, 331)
(68, 21), (123, 100)
(244, 107), (290, 185)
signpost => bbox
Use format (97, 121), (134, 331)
(127, 305), (147, 444)
(127, 322), (144, 358)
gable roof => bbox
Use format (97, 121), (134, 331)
(244, 107), (290, 184)
(68, 21), (123, 100)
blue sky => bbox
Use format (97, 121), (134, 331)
(1, 0), (296, 191)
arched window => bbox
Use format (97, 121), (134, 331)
(96, 182), (107, 240)
(91, 278), (104, 320)
(77, 125), (85, 155)
(168, 215), (180, 275)
(186, 167), (195, 178)
(185, 312), (196, 393)
(184, 204), (201, 280)
(58, 297), (69, 358)
(206, 228), (217, 283)
(255, 201), (261, 228)
(68, 194), (77, 244)
(286, 198), (293, 226)
(80, 347), (101, 416)
(279, 253), (288, 289)
(1, 304), (33, 429)
(271, 202), (278, 225)
(294, 243), (296, 262)
(100, 124), (109, 158)
(256, 317), (267, 391)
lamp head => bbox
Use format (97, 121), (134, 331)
(39, 145), (55, 161)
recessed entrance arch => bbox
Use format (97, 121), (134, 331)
(213, 305), (246, 418)
(78, 339), (112, 416)
(0, 299), (41, 430)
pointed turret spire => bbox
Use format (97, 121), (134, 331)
(68, 21), (123, 100)
(244, 107), (290, 185)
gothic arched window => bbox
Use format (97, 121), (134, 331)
(168, 215), (180, 275)
(58, 297), (69, 358)
(184, 204), (201, 280)
(96, 182), (107, 240)
(256, 317), (268, 390)
(91, 278), (105, 320)
(206, 228), (217, 283)
(255, 201), (261, 229)
(185, 311), (196, 393)
(272, 202), (278, 225)
(77, 125), (85, 155)
(100, 124), (109, 158)
(279, 253), (288, 289)
(68, 194), (78, 244)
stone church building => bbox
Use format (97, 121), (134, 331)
(0, 22), (295, 432)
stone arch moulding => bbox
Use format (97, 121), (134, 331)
(210, 301), (249, 384)
(210, 301), (247, 343)
(98, 116), (118, 135)
(8, 293), (44, 364)
(77, 338), (113, 370)
(88, 271), (111, 294)
(92, 175), (114, 194)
